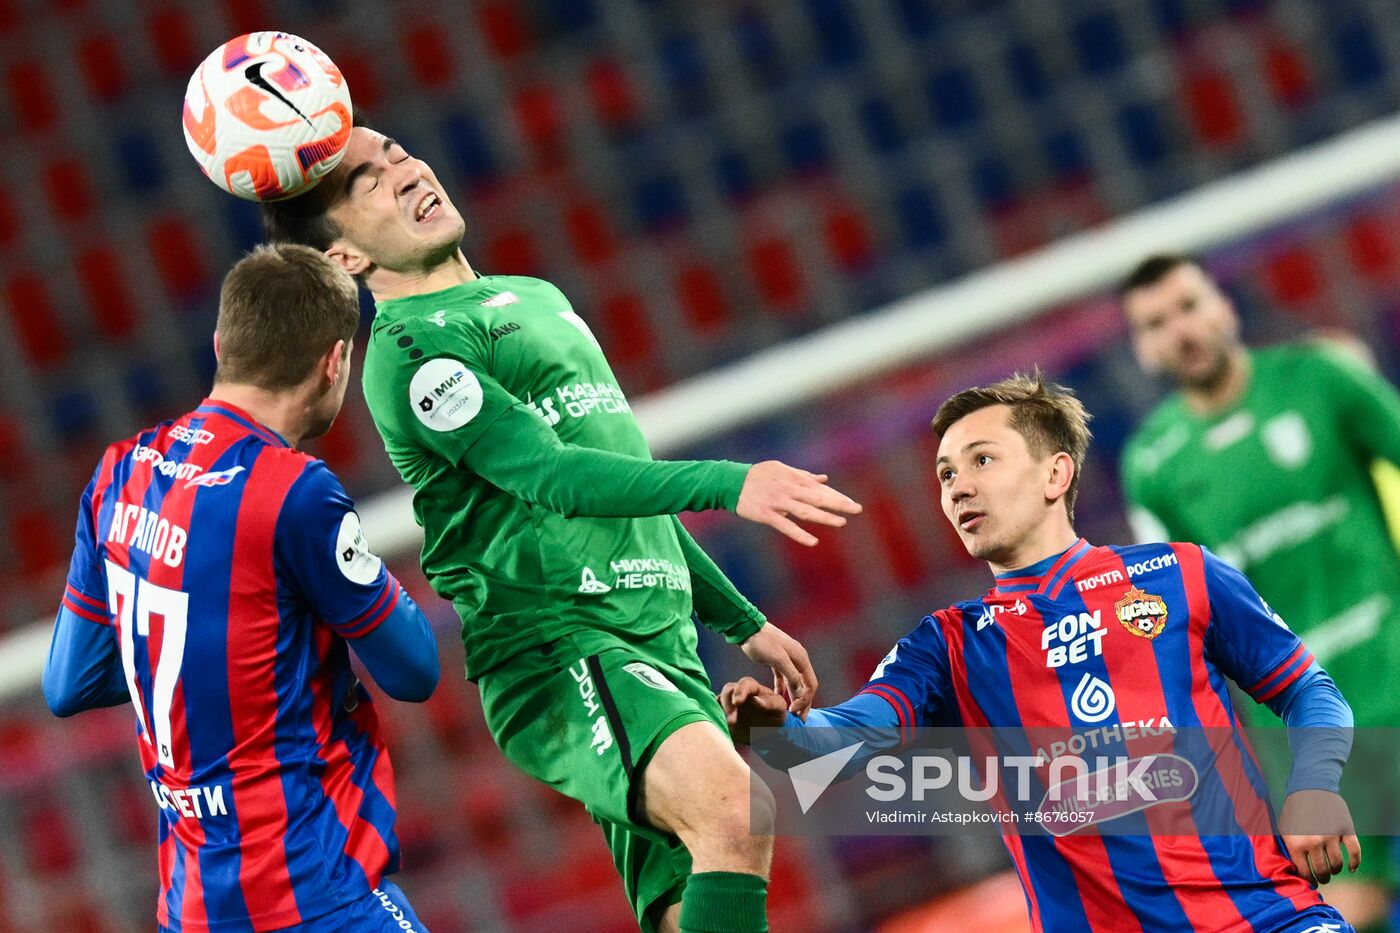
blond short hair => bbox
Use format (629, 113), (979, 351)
(931, 371), (1094, 520)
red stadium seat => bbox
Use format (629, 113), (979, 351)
(0, 184), (15, 247)
(1181, 68), (1245, 149)
(1343, 214), (1398, 285)
(1264, 245), (1325, 307)
(862, 477), (929, 591)
(564, 198), (618, 265)
(484, 227), (542, 277)
(224, 0), (269, 38)
(7, 60), (59, 133)
(402, 20), (455, 88)
(19, 797), (80, 875)
(674, 260), (731, 334)
(12, 502), (64, 583)
(5, 275), (68, 368)
(146, 216), (209, 304)
(1262, 36), (1312, 109)
(513, 84), (566, 165)
(478, 0), (532, 60)
(42, 155), (94, 222)
(146, 6), (198, 77)
(76, 33), (126, 102)
(745, 235), (807, 313)
(822, 202), (877, 273)
(76, 244), (138, 341)
(585, 57), (642, 131)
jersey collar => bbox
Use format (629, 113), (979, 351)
(373, 277), (494, 328)
(991, 538), (1093, 596)
(194, 399), (290, 448)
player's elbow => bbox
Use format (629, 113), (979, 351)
(392, 662), (440, 703)
(377, 648), (440, 703)
(42, 671), (86, 718)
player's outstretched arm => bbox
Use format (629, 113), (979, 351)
(737, 623), (819, 716)
(43, 605), (129, 717)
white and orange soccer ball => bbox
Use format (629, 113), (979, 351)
(182, 32), (353, 202)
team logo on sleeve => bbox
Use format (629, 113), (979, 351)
(1115, 586), (1168, 639)
(410, 358), (483, 431)
(335, 511), (383, 585)
(1260, 411), (1312, 469)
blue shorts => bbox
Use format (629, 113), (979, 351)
(1270, 904), (1354, 933)
(159, 880), (428, 933)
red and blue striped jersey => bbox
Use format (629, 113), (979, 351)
(61, 400), (407, 933)
(861, 539), (1324, 933)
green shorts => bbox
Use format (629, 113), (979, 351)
(479, 627), (727, 930)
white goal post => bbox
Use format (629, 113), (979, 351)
(6, 112), (1400, 702)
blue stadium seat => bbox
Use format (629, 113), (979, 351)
(858, 95), (904, 153)
(125, 365), (164, 415)
(889, 0), (940, 39)
(1044, 128), (1090, 180)
(925, 67), (981, 129)
(893, 185), (948, 249)
(440, 111), (498, 187)
(781, 117), (832, 175)
(714, 148), (756, 202)
(49, 389), (97, 440)
(1005, 43), (1051, 103)
(971, 154), (1015, 207)
(632, 170), (690, 232)
(803, 0), (865, 69)
(116, 130), (165, 196)
(540, 0), (597, 33)
(1152, 0), (1192, 34)
(732, 9), (785, 87)
(1332, 16), (1386, 89)
(1117, 101), (1170, 166)
(660, 32), (712, 116)
(222, 198), (262, 252)
(1072, 11), (1128, 76)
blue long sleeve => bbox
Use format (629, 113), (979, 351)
(754, 692), (902, 772)
(43, 607), (130, 717)
(347, 587), (440, 702)
(1261, 662), (1353, 795)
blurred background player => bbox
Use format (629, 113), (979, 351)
(724, 373), (1361, 933)
(1118, 253), (1400, 931)
(263, 125), (863, 933)
(42, 244), (440, 932)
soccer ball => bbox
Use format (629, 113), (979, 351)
(182, 32), (353, 202)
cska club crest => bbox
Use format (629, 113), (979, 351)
(1115, 586), (1168, 640)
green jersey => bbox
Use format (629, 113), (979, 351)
(361, 276), (764, 678)
(1121, 343), (1400, 725)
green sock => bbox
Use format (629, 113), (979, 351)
(678, 871), (769, 933)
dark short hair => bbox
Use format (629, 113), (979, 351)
(931, 371), (1094, 520)
(1118, 253), (1203, 297)
(261, 180), (342, 250)
(215, 244), (360, 390)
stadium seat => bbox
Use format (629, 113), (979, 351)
(714, 148), (758, 203)
(780, 117), (833, 178)
(1264, 245), (1325, 307)
(1331, 16), (1386, 89)
(731, 8), (785, 89)
(1005, 43), (1050, 103)
(858, 94), (905, 154)
(822, 200), (877, 273)
(1261, 35), (1312, 109)
(116, 130), (167, 196)
(564, 197), (618, 265)
(1182, 69), (1245, 149)
(585, 57), (642, 133)
(146, 216), (209, 305)
(7, 59), (58, 133)
(76, 33), (125, 102)
(145, 6), (197, 76)
(925, 67), (981, 130)
(484, 227), (542, 278)
(659, 32), (711, 118)
(440, 111), (500, 190)
(1344, 214), (1399, 285)
(43, 156), (94, 221)
(5, 274), (68, 368)
(77, 245), (137, 340)
(401, 20), (455, 88)
(674, 260), (732, 334)
(631, 170), (690, 233)
(1117, 101), (1170, 166)
(1072, 11), (1129, 76)
(745, 234), (807, 313)
(804, 0), (865, 70)
(893, 185), (949, 251)
(477, 1), (531, 59)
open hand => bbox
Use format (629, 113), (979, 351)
(736, 461), (862, 547)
